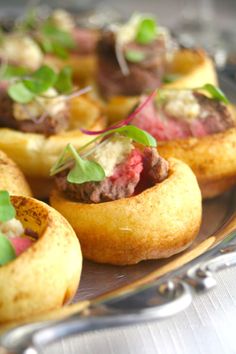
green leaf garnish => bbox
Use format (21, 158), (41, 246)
(50, 42), (68, 60)
(0, 190), (16, 222)
(0, 234), (16, 266)
(110, 126), (157, 147)
(4, 64), (74, 103)
(135, 17), (157, 45)
(162, 73), (182, 84)
(50, 125), (157, 182)
(125, 50), (146, 63)
(68, 159), (105, 184)
(55, 66), (73, 94)
(51, 143), (105, 184)
(42, 23), (75, 49)
(23, 65), (57, 95)
(8, 82), (35, 103)
(40, 22), (75, 59)
(155, 84), (230, 106)
(200, 84), (229, 104)
(0, 65), (28, 80)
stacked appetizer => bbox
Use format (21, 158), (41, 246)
(1, 5), (236, 325)
(0, 7), (99, 84)
(0, 191), (82, 323)
(0, 154), (82, 324)
(44, 9), (100, 84)
(95, 13), (217, 120)
(50, 124), (202, 265)
(129, 85), (236, 198)
(0, 63), (105, 198)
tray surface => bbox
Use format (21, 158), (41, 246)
(74, 189), (236, 302)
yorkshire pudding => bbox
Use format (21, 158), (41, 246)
(105, 49), (218, 124)
(0, 96), (106, 198)
(50, 158), (202, 265)
(157, 127), (236, 198)
(0, 195), (82, 323)
(0, 150), (31, 196)
(44, 54), (97, 87)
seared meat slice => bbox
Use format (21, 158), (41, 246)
(132, 92), (235, 141)
(0, 90), (69, 136)
(193, 92), (234, 134)
(55, 147), (169, 203)
(142, 147), (169, 184)
(97, 31), (167, 98)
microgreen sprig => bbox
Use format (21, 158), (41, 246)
(1, 64), (74, 104)
(155, 83), (229, 105)
(0, 234), (16, 266)
(0, 191), (17, 266)
(15, 8), (76, 60)
(200, 83), (229, 104)
(0, 190), (16, 222)
(50, 125), (157, 183)
(115, 14), (158, 75)
(135, 17), (158, 45)
(38, 21), (75, 59)
(125, 49), (146, 63)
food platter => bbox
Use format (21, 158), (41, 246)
(73, 73), (236, 303)
(0, 7), (236, 348)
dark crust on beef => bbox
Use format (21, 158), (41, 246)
(193, 92), (235, 134)
(56, 172), (140, 204)
(96, 31), (167, 98)
(0, 89), (69, 136)
(55, 147), (169, 204)
(142, 147), (169, 184)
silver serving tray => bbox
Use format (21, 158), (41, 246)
(1, 75), (236, 354)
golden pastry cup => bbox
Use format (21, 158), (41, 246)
(0, 96), (106, 198)
(0, 195), (82, 324)
(157, 127), (236, 198)
(44, 53), (97, 87)
(50, 158), (202, 265)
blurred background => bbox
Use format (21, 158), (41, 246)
(1, 0), (236, 69)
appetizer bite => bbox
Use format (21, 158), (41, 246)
(24, 8), (100, 85)
(95, 13), (217, 121)
(0, 190), (82, 323)
(130, 85), (236, 198)
(50, 124), (202, 265)
(97, 14), (173, 98)
(0, 64), (105, 198)
(48, 9), (99, 80)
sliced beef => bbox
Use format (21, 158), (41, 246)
(132, 93), (235, 141)
(0, 90), (16, 129)
(0, 90), (69, 136)
(55, 147), (169, 203)
(142, 147), (169, 184)
(17, 110), (69, 136)
(97, 31), (167, 98)
(193, 92), (234, 134)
